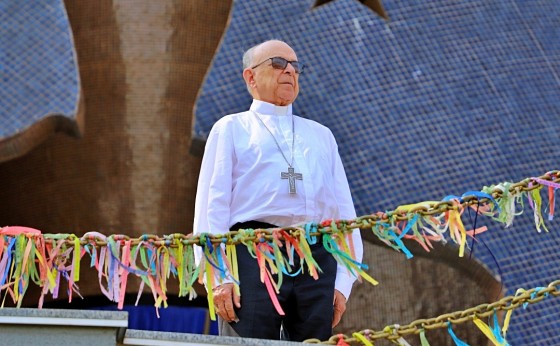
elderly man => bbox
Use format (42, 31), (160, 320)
(193, 39), (363, 341)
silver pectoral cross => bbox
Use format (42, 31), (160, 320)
(281, 166), (303, 194)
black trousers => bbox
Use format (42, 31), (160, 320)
(227, 221), (337, 341)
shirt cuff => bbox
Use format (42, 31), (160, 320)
(335, 267), (358, 299)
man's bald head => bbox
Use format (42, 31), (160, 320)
(242, 40), (301, 106)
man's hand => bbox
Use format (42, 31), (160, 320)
(332, 289), (347, 328)
(213, 283), (241, 322)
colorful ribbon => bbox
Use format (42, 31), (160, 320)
(0, 170), (557, 340)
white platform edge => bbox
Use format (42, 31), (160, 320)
(123, 337), (231, 346)
(0, 316), (128, 328)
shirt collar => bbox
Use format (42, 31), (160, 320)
(250, 99), (292, 116)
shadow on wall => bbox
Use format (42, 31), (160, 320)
(339, 233), (502, 345)
(0, 0), (232, 302)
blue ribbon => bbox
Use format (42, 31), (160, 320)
(442, 195), (461, 202)
(106, 240), (149, 276)
(304, 222), (319, 245)
(461, 191), (500, 213)
(399, 214), (419, 239)
(448, 322), (470, 346)
(525, 287), (547, 309)
(492, 311), (509, 345)
(322, 235), (369, 270)
(388, 230), (413, 259)
(0, 238), (17, 287)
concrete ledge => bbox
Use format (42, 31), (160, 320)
(122, 329), (305, 346)
(0, 308), (128, 327)
(0, 308), (128, 346)
(0, 308), (306, 346)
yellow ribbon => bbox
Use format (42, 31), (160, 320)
(473, 317), (504, 346)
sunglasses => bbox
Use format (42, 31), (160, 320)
(251, 57), (304, 74)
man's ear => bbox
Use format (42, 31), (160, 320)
(242, 68), (256, 89)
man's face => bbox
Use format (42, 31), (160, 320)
(244, 41), (300, 106)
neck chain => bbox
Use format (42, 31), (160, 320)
(253, 110), (295, 167)
(252, 110), (303, 194)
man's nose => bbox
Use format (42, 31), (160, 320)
(283, 62), (296, 74)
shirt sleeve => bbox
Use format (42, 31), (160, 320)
(193, 118), (234, 275)
(330, 136), (364, 300)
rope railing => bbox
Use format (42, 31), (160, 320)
(1, 170), (559, 343)
(305, 278), (560, 345)
(7, 170), (557, 250)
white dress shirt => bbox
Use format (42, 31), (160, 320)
(193, 99), (363, 299)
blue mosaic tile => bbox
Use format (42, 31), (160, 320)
(194, 0), (560, 343)
(0, 0), (80, 139)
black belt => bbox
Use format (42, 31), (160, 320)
(230, 220), (277, 231)
(230, 220), (324, 245)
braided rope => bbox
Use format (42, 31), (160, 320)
(304, 278), (560, 344)
(30, 170), (559, 247)
(1, 170), (559, 340)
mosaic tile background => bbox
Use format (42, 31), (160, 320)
(194, 0), (560, 344)
(0, 0), (80, 138)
